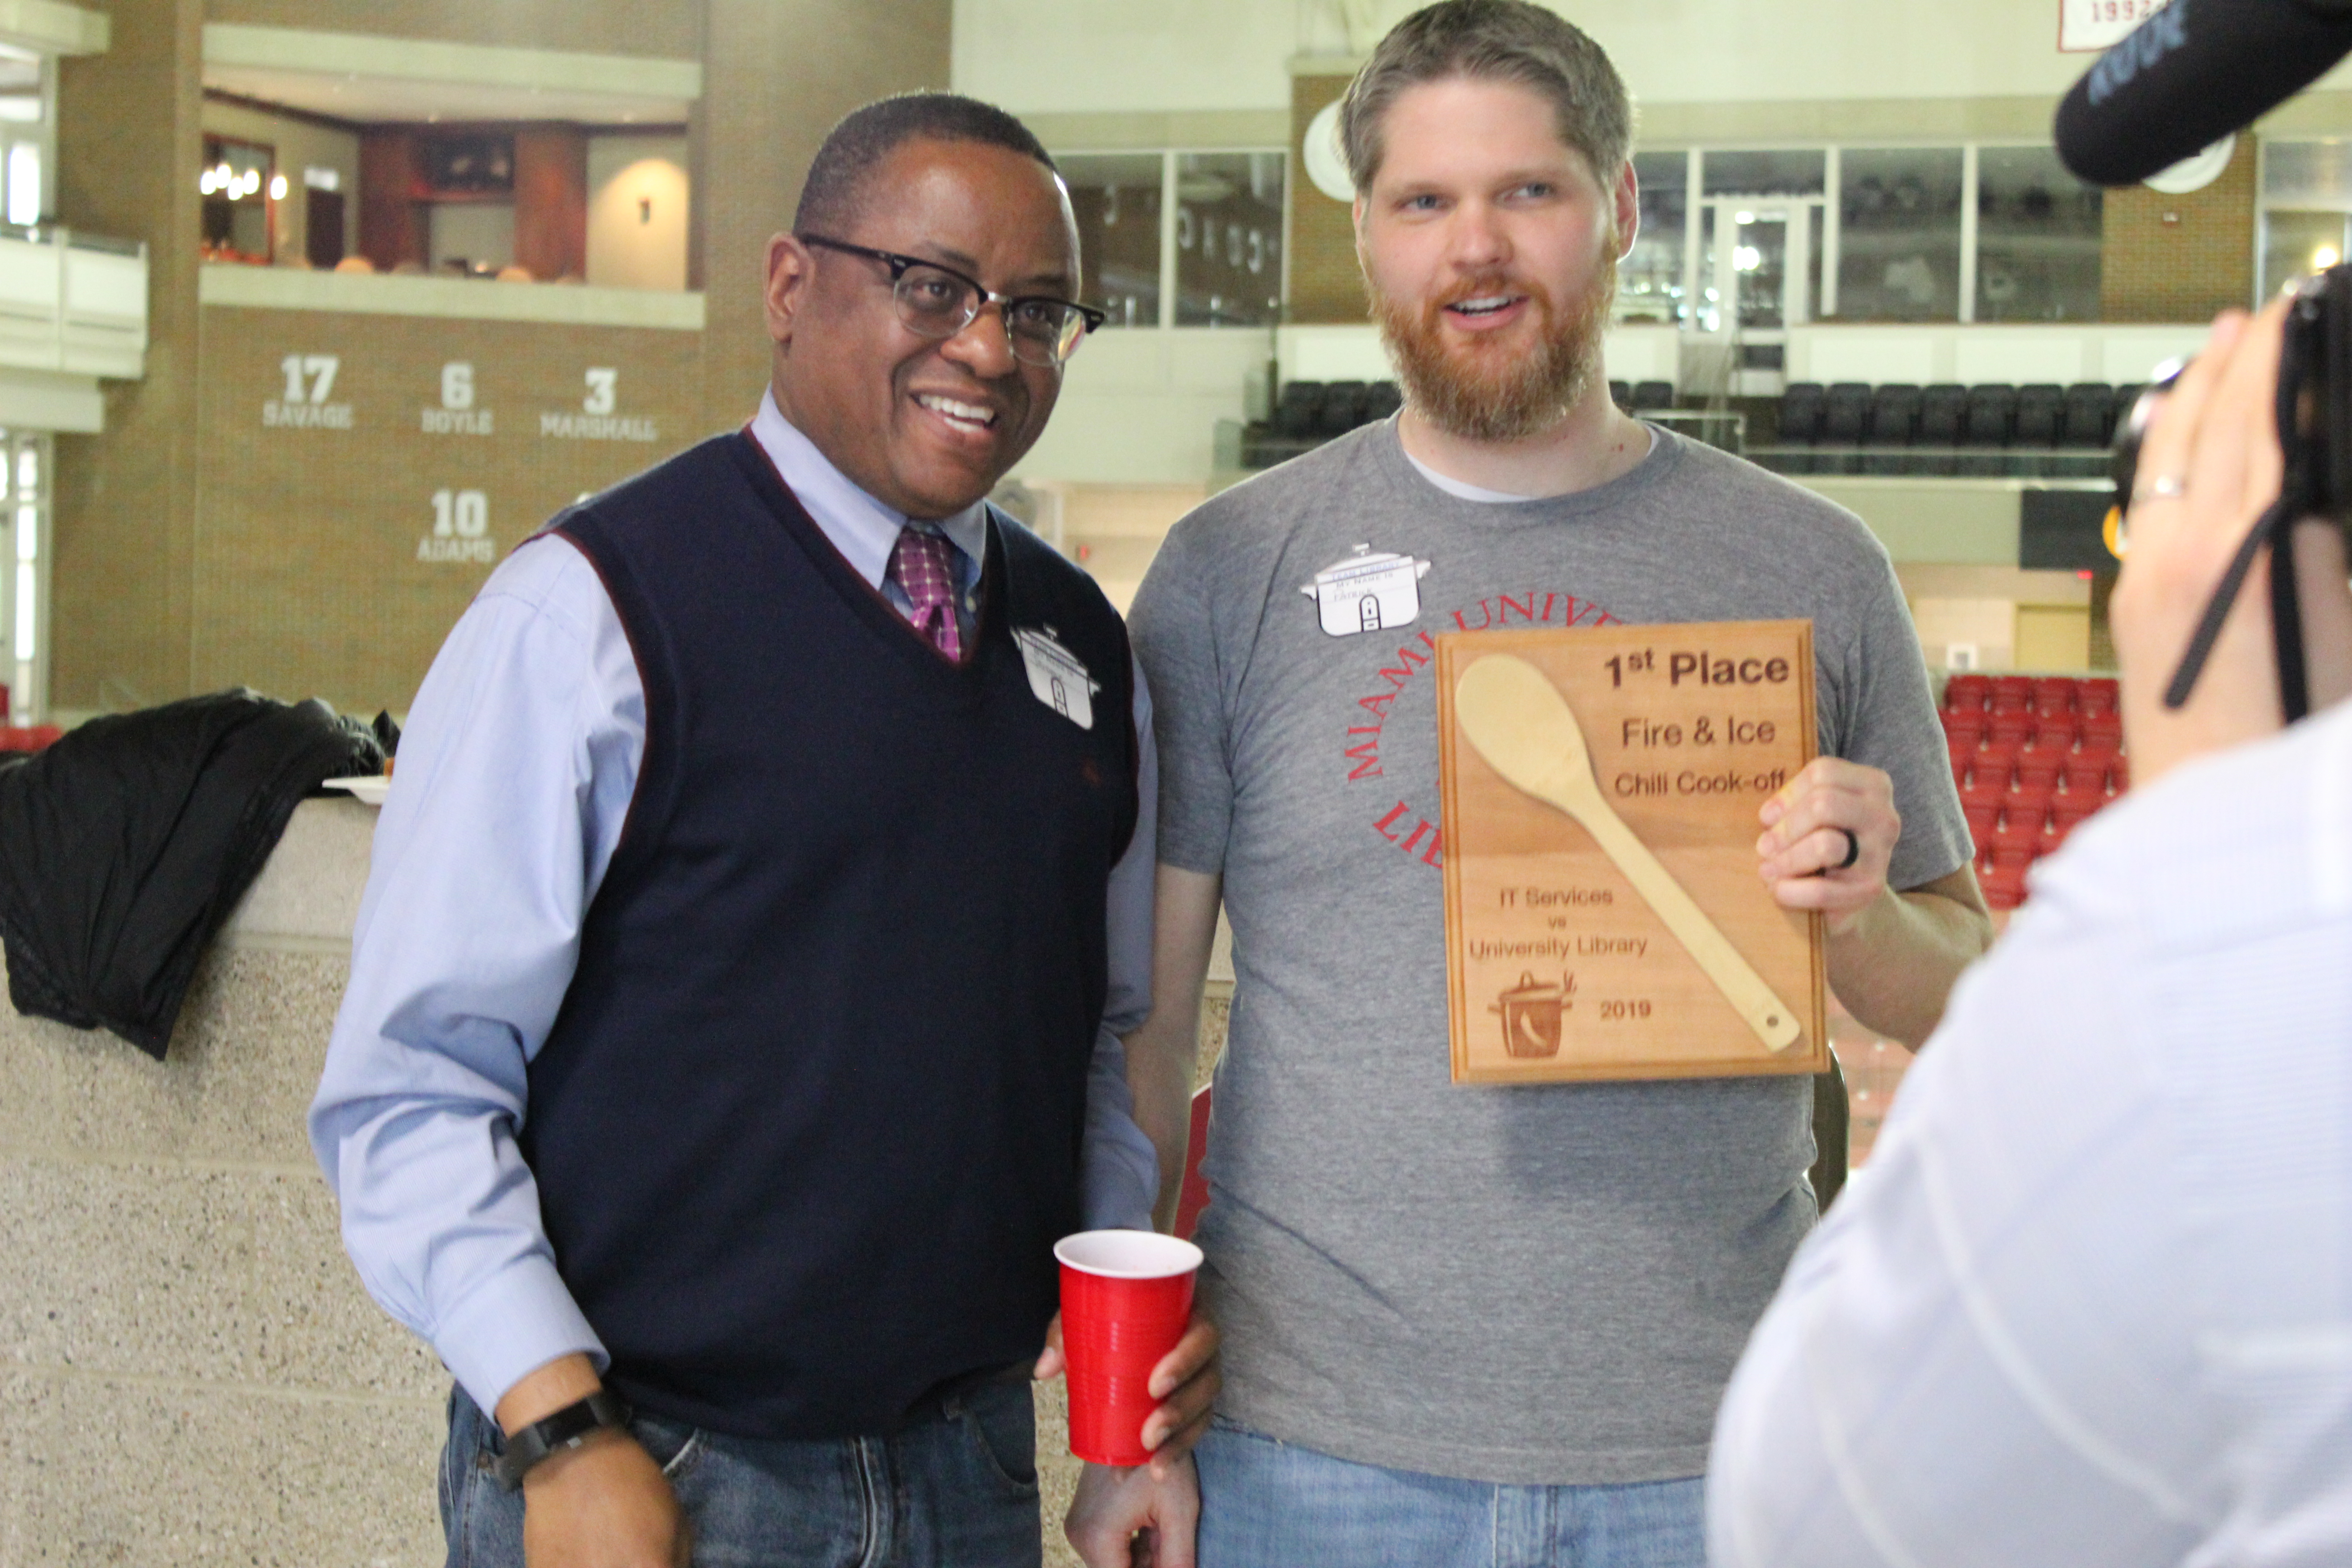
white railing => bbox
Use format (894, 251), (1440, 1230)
(0, 227), (147, 380)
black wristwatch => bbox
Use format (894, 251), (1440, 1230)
(494, 1391), (632, 1491)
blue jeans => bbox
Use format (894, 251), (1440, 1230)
(1195, 1418), (1704, 1568)
(439, 1380), (1042, 1568)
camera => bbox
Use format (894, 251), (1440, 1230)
(2109, 264), (2352, 720)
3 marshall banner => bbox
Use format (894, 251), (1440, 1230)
(2059, 0), (2171, 52)
(195, 306), (703, 712)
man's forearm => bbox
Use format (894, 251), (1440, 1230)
(1826, 872), (1993, 1049)
(1123, 1009), (1199, 1231)
(1127, 866), (1225, 1231)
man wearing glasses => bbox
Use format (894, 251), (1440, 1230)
(311, 93), (1214, 1568)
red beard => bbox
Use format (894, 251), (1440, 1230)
(1371, 247), (1616, 443)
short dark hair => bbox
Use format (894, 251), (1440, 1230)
(794, 92), (1059, 235)
(1340, 0), (1631, 194)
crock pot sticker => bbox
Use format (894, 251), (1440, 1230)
(1302, 544), (1435, 636)
(1012, 624), (1098, 730)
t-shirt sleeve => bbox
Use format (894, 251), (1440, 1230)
(1831, 544), (1973, 892)
(1127, 516), (1234, 877)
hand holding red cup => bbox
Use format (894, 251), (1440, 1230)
(1054, 1230), (1205, 1467)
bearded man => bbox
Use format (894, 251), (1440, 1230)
(1098, 4), (1993, 1564)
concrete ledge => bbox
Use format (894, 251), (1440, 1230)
(200, 265), (707, 331)
(0, 1159), (443, 1393)
(0, 946), (347, 1166)
(0, 0), (104, 56)
(4, 1369), (442, 1568)
(222, 798), (375, 950)
(1794, 475), (2025, 565)
(201, 23), (700, 100)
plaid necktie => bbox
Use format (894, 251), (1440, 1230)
(887, 525), (962, 660)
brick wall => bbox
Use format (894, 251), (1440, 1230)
(696, 0), (954, 431)
(2099, 136), (2256, 323)
(191, 305), (706, 714)
(1288, 73), (1367, 326)
(53, 0), (206, 712)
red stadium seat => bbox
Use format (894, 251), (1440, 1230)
(2031, 677), (2077, 714)
(2014, 752), (2064, 791)
(1981, 863), (2029, 909)
(2060, 757), (2112, 796)
(2078, 678), (2120, 716)
(1989, 712), (2036, 745)
(1962, 802), (1999, 844)
(1960, 777), (2008, 811)
(2031, 718), (2081, 751)
(1989, 678), (2034, 714)
(1945, 673), (1992, 711)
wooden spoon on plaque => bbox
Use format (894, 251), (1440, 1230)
(1453, 653), (1803, 1053)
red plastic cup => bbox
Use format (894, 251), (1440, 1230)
(1055, 1230), (1203, 1466)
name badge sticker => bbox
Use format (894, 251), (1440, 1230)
(1301, 544), (1434, 637)
(1014, 625), (1099, 730)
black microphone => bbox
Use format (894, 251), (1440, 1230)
(2056, 0), (2352, 186)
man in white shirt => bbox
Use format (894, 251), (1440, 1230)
(311, 93), (1211, 1568)
(1709, 295), (2352, 1565)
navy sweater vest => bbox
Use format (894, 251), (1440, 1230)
(523, 432), (1138, 1440)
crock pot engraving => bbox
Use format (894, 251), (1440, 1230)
(1013, 625), (1098, 730)
(1300, 544), (1434, 637)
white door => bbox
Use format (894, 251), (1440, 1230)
(1698, 197), (1819, 395)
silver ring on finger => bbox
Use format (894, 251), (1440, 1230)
(2130, 473), (2188, 507)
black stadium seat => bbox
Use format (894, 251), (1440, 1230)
(1779, 382), (1825, 443)
(1362, 381), (1403, 422)
(1273, 380), (1323, 437)
(1917, 384), (1968, 446)
(1963, 384), (2017, 446)
(1317, 380), (1368, 436)
(1608, 379), (1631, 409)
(2012, 383), (2063, 448)
(1865, 384), (1921, 446)
(2060, 382), (2114, 448)
(1630, 379), (1676, 411)
(1821, 382), (1870, 445)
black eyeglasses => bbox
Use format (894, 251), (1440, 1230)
(797, 234), (1106, 367)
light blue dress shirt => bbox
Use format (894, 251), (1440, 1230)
(309, 392), (1160, 1419)
(1710, 697), (2352, 1567)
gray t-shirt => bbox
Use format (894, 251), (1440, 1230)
(1128, 421), (1969, 1486)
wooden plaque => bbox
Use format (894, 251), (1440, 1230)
(1437, 620), (1828, 1084)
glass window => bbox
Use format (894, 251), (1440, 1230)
(1835, 147), (1962, 321)
(1620, 150), (1686, 324)
(1974, 146), (2102, 322)
(2264, 140), (2352, 207)
(1702, 149), (1825, 197)
(200, 135), (275, 264)
(1060, 152), (1163, 329)
(2262, 141), (2352, 299)
(2262, 210), (2349, 299)
(1174, 151), (1283, 327)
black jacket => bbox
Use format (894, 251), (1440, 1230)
(0, 690), (381, 1058)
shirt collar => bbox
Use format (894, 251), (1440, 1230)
(750, 388), (990, 586)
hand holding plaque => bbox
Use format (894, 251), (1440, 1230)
(1437, 621), (1829, 1084)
